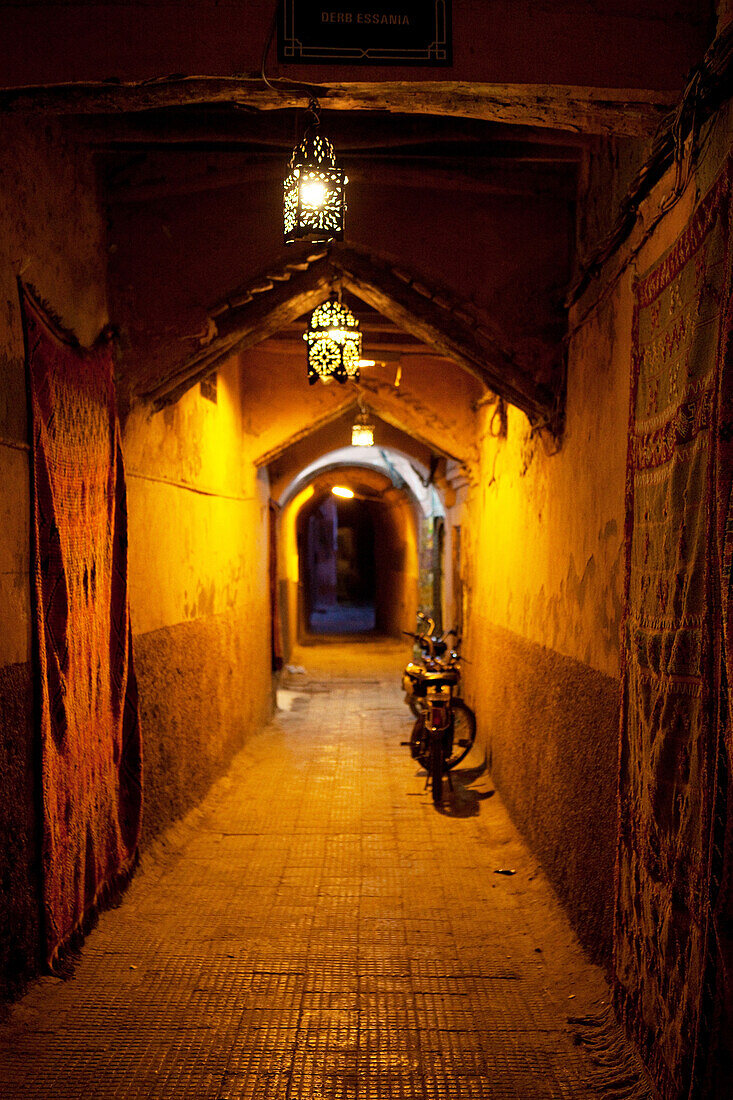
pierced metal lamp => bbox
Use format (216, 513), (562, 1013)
(351, 403), (375, 447)
(284, 100), (347, 245)
(303, 297), (362, 385)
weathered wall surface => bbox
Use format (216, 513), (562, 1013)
(123, 359), (273, 847)
(459, 168), (641, 967)
(0, 118), (109, 998)
(469, 627), (620, 959)
(462, 106), (733, 977)
(462, 324), (628, 961)
(463, 316), (627, 963)
(0, 123), (275, 998)
(372, 494), (419, 638)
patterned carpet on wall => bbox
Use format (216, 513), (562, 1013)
(618, 159), (733, 1098)
(22, 286), (142, 970)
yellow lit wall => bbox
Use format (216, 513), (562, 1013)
(279, 484), (314, 654)
(458, 109), (733, 970)
(123, 355), (272, 843)
(0, 118), (110, 999)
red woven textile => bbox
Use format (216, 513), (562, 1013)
(618, 161), (733, 1098)
(22, 288), (142, 968)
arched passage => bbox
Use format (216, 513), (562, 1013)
(279, 462), (427, 650)
(3, 19), (730, 1095)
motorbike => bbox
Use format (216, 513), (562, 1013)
(401, 614), (477, 804)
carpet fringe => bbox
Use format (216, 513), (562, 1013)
(46, 849), (139, 978)
(569, 1002), (660, 1100)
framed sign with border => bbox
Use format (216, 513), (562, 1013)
(278, 1), (452, 66)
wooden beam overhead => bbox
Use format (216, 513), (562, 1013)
(0, 77), (676, 136)
(75, 111), (591, 151)
(141, 261), (333, 407)
(331, 248), (560, 431)
(106, 157), (577, 205)
(141, 247), (562, 435)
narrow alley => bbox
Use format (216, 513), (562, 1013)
(2, 4), (733, 1098)
(0, 644), (643, 1099)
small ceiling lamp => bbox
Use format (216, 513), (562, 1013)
(303, 296), (362, 385)
(351, 401), (375, 447)
(284, 99), (347, 245)
(332, 486), (354, 499)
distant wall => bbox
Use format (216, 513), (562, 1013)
(280, 481), (419, 651)
(0, 118), (109, 999)
(123, 360), (272, 846)
(373, 495), (419, 637)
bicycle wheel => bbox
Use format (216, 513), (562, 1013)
(429, 735), (444, 804)
(445, 699), (477, 769)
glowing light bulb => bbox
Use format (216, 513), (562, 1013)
(332, 486), (354, 499)
(351, 424), (374, 447)
(300, 179), (327, 208)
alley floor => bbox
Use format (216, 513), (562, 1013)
(0, 642), (650, 1099)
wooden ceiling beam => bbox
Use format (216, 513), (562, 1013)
(1, 77), (676, 136)
(141, 248), (562, 434)
(331, 248), (561, 432)
(75, 111), (591, 150)
(141, 260), (333, 408)
(107, 157), (577, 205)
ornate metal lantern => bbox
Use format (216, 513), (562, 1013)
(351, 403), (375, 447)
(303, 297), (362, 385)
(284, 101), (347, 245)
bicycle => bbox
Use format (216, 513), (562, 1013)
(401, 616), (477, 804)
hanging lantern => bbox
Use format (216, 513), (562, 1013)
(284, 100), (347, 245)
(351, 404), (375, 447)
(303, 297), (362, 385)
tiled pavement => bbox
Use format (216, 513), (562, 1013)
(0, 641), (651, 1099)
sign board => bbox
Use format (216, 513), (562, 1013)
(278, 1), (452, 66)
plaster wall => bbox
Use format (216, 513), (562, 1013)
(461, 332), (626, 960)
(187, 343), (479, 472)
(0, 122), (276, 996)
(372, 495), (419, 638)
(460, 123), (728, 966)
(0, 1), (709, 90)
(123, 358), (273, 845)
(0, 118), (109, 998)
